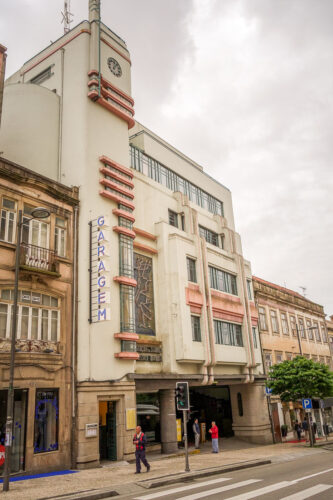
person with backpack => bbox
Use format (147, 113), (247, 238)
(133, 425), (150, 474)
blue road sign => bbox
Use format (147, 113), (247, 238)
(265, 387), (273, 395)
(302, 398), (312, 409)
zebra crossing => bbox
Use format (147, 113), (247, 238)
(133, 467), (333, 500)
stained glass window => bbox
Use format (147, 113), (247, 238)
(134, 253), (155, 336)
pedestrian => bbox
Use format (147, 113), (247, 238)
(133, 425), (150, 474)
(294, 420), (301, 440)
(208, 421), (219, 453)
(302, 417), (309, 442)
(312, 421), (317, 436)
(193, 418), (200, 449)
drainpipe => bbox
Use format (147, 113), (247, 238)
(230, 232), (254, 383)
(200, 238), (216, 385)
(192, 209), (210, 385)
(57, 48), (65, 183)
(71, 204), (78, 469)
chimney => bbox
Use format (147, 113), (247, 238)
(89, 0), (100, 78)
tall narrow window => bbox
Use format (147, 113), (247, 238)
(290, 315), (297, 337)
(168, 210), (178, 228)
(270, 310), (279, 333)
(252, 327), (258, 349)
(321, 323), (328, 343)
(54, 217), (67, 257)
(258, 306), (267, 331)
(191, 316), (201, 342)
(306, 319), (313, 340)
(246, 280), (253, 300)
(209, 266), (238, 295)
(120, 285), (136, 333)
(298, 318), (305, 338)
(264, 352), (272, 371)
(280, 312), (289, 335)
(0, 197), (16, 244)
(119, 234), (134, 278)
(187, 257), (197, 283)
(313, 321), (321, 342)
(34, 389), (59, 453)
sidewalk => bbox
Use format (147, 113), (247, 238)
(1, 438), (332, 500)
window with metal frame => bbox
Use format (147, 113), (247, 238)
(187, 257), (197, 283)
(209, 266), (237, 295)
(199, 225), (219, 247)
(30, 66), (53, 85)
(0, 197), (16, 244)
(119, 234), (134, 278)
(264, 352), (273, 370)
(298, 318), (306, 338)
(191, 315), (201, 342)
(214, 320), (243, 346)
(275, 352), (283, 364)
(0, 289), (60, 341)
(258, 306), (267, 331)
(168, 209), (178, 228)
(130, 145), (224, 217)
(120, 284), (135, 333)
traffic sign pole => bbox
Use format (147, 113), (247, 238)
(183, 410), (190, 472)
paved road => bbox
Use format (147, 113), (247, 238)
(115, 450), (333, 499)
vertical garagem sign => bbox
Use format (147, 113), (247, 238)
(90, 216), (111, 322)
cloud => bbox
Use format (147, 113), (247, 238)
(1, 0), (332, 313)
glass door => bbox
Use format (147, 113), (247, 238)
(0, 389), (27, 475)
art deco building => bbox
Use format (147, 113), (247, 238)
(253, 276), (331, 441)
(0, 1), (271, 469)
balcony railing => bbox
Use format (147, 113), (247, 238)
(20, 243), (58, 273)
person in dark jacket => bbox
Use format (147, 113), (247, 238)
(302, 417), (309, 442)
(133, 425), (150, 474)
(294, 420), (302, 440)
(192, 418), (200, 449)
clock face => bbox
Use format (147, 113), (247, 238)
(107, 57), (122, 77)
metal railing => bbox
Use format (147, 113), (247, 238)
(20, 243), (57, 272)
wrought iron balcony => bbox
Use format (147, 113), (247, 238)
(20, 243), (58, 273)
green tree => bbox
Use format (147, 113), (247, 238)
(267, 356), (333, 402)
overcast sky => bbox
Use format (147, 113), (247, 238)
(1, 0), (332, 315)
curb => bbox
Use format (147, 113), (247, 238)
(137, 458), (272, 489)
(42, 489), (119, 500)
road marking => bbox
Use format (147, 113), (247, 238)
(133, 477), (232, 499)
(291, 467), (333, 483)
(280, 483), (333, 500)
(224, 481), (292, 499)
(173, 480), (261, 500)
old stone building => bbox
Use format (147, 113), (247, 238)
(253, 276), (331, 441)
(0, 157), (78, 474)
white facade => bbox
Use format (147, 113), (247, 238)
(0, 1), (272, 467)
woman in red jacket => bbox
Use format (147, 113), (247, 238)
(209, 421), (219, 453)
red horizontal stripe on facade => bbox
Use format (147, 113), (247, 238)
(99, 167), (134, 188)
(113, 276), (137, 287)
(100, 37), (132, 66)
(113, 225), (136, 239)
(112, 208), (135, 222)
(114, 352), (139, 360)
(99, 178), (134, 199)
(87, 90), (135, 129)
(133, 227), (157, 241)
(114, 332), (139, 341)
(99, 190), (135, 210)
(133, 241), (158, 255)
(88, 70), (134, 105)
(99, 155), (133, 178)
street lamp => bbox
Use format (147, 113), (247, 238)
(3, 207), (50, 492)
